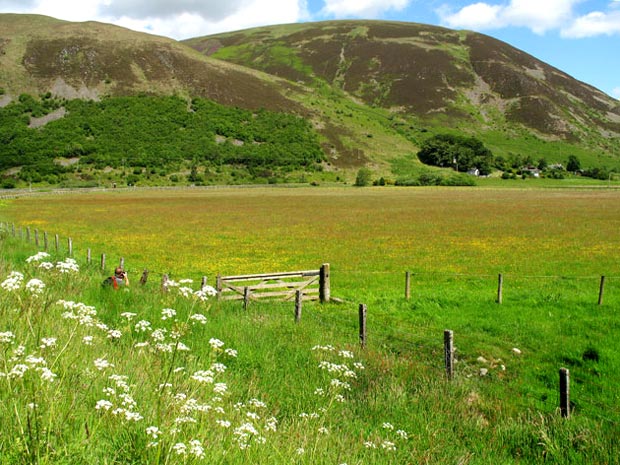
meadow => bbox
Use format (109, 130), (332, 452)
(1, 186), (619, 464)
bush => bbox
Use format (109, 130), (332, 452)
(355, 168), (372, 187)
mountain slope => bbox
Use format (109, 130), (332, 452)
(0, 14), (299, 112)
(185, 20), (620, 155)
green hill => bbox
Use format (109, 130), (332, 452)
(1, 15), (620, 187)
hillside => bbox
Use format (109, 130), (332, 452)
(187, 20), (620, 140)
(1, 15), (620, 187)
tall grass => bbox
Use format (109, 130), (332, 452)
(1, 218), (619, 463)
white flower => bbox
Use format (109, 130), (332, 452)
(172, 443), (187, 456)
(209, 338), (225, 350)
(382, 422), (394, 430)
(191, 370), (214, 384)
(179, 279), (194, 284)
(265, 417), (278, 432)
(94, 358), (114, 371)
(38, 367), (57, 382)
(134, 320), (152, 332)
(26, 279), (46, 295)
(296, 448), (305, 455)
(95, 400), (113, 411)
(146, 426), (160, 438)
(178, 287), (194, 298)
(38, 262), (54, 270)
(189, 439), (205, 458)
(120, 312), (137, 320)
(213, 383), (228, 394)
(216, 419), (231, 428)
(40, 337), (57, 349)
(224, 348), (238, 357)
(396, 429), (408, 440)
(211, 363), (227, 373)
(9, 364), (29, 378)
(381, 440), (396, 451)
(0, 331), (15, 344)
(26, 252), (50, 263)
(338, 350), (354, 359)
(56, 258), (79, 273)
(161, 308), (176, 320)
(1, 271), (24, 291)
(107, 329), (122, 340)
(318, 426), (329, 434)
(189, 313), (207, 325)
(151, 329), (167, 342)
(364, 441), (377, 449)
(83, 336), (94, 345)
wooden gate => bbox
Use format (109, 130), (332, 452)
(216, 263), (330, 303)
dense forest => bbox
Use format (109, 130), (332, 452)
(0, 93), (325, 186)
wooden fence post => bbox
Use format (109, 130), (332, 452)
(295, 290), (302, 323)
(560, 368), (570, 418)
(243, 287), (250, 311)
(405, 271), (411, 300)
(101, 253), (106, 271)
(26, 227), (31, 242)
(43, 231), (48, 251)
(55, 234), (59, 252)
(201, 276), (207, 291)
(140, 269), (149, 286)
(444, 329), (454, 380)
(87, 248), (91, 264)
(359, 304), (367, 348)
(119, 257), (124, 269)
(319, 263), (330, 303)
(161, 274), (169, 292)
(497, 273), (503, 304)
(68, 237), (73, 256)
(598, 276), (606, 306)
(34, 229), (39, 247)
(12, 223), (16, 237)
(216, 274), (222, 299)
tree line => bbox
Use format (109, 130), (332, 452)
(0, 93), (325, 186)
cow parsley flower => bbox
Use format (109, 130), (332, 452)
(95, 400), (113, 411)
(26, 278), (46, 295)
(1, 271), (24, 291)
(94, 358), (114, 371)
(26, 252), (50, 263)
(56, 258), (79, 273)
(209, 338), (225, 350)
(0, 331), (15, 344)
(161, 308), (176, 320)
(40, 337), (57, 349)
(189, 313), (207, 325)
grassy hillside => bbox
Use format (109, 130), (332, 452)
(1, 15), (620, 187)
(1, 187), (619, 463)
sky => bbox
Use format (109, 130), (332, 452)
(1, 0), (619, 99)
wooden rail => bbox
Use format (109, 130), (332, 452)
(216, 264), (330, 303)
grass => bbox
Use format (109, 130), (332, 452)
(1, 186), (620, 463)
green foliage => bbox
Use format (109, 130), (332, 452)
(354, 167), (372, 186)
(417, 133), (494, 175)
(566, 155), (581, 172)
(0, 94), (325, 183)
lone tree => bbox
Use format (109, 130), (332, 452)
(567, 155), (581, 172)
(355, 167), (372, 186)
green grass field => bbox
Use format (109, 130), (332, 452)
(1, 186), (619, 464)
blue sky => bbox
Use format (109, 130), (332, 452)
(1, 0), (619, 99)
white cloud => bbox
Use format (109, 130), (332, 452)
(437, 3), (503, 30)
(439, 0), (581, 34)
(0, 0), (309, 39)
(320, 0), (410, 18)
(561, 10), (620, 37)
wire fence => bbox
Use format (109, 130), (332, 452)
(2, 220), (618, 425)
